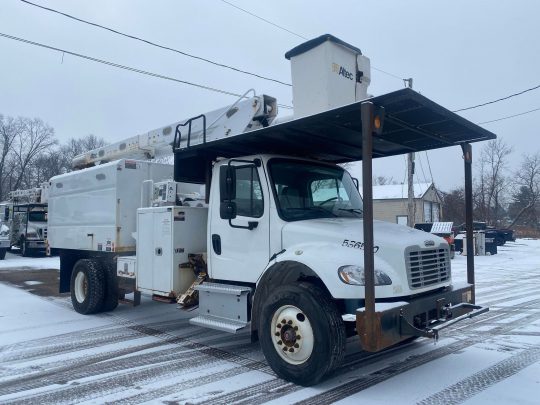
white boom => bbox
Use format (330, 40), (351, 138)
(72, 92), (277, 169)
(8, 183), (49, 204)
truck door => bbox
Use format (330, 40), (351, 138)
(209, 160), (270, 283)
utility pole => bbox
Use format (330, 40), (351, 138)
(404, 78), (415, 227)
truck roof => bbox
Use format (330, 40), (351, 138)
(173, 88), (496, 183)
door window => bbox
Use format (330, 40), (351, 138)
(232, 166), (264, 218)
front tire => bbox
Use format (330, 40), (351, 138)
(259, 282), (346, 386)
(21, 240), (30, 257)
(70, 259), (105, 314)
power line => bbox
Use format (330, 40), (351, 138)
(453, 84), (540, 112)
(477, 107), (540, 125)
(0, 32), (294, 110)
(18, 0), (292, 87)
(219, 0), (308, 40)
(218, 0), (406, 83)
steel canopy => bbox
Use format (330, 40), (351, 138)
(174, 87), (496, 183)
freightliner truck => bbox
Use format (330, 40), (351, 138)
(48, 35), (492, 385)
(2, 185), (49, 256)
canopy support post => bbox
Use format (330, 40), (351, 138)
(462, 143), (475, 303)
(361, 101), (376, 348)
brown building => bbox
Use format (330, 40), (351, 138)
(371, 182), (442, 226)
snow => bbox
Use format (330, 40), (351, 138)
(0, 251), (59, 270)
(371, 182), (431, 200)
(0, 239), (539, 404)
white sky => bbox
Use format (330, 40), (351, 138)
(1, 0), (539, 191)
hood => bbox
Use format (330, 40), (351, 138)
(282, 218), (446, 251)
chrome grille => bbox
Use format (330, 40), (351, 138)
(406, 247), (450, 289)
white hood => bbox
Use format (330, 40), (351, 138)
(282, 218), (446, 252)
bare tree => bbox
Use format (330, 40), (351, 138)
(373, 175), (397, 185)
(10, 117), (57, 190)
(0, 115), (25, 200)
(475, 139), (513, 226)
(508, 152), (540, 228)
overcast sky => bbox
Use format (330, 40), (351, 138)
(1, 0), (539, 191)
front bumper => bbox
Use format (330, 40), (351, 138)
(26, 240), (46, 250)
(355, 282), (488, 352)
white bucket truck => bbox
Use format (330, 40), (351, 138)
(48, 35), (492, 385)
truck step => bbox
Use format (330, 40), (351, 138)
(189, 315), (249, 333)
(191, 282), (252, 334)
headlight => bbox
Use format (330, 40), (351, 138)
(338, 265), (392, 286)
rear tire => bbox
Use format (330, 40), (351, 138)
(259, 282), (346, 386)
(70, 259), (105, 315)
(101, 261), (119, 312)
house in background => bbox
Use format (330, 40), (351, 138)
(371, 182), (442, 226)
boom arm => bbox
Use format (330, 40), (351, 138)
(72, 93), (277, 169)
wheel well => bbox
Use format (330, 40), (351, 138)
(251, 261), (334, 342)
(59, 250), (120, 294)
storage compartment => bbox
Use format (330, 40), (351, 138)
(136, 206), (207, 297)
(48, 159), (173, 252)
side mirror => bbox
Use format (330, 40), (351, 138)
(352, 177), (359, 191)
(220, 201), (237, 220)
(219, 165), (236, 201)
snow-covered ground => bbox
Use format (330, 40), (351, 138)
(0, 240), (539, 404)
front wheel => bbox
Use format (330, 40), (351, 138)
(259, 282), (346, 386)
(70, 259), (105, 314)
(21, 240), (30, 257)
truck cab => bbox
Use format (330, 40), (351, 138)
(9, 203), (48, 256)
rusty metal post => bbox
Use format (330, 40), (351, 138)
(462, 143), (475, 303)
(361, 102), (376, 343)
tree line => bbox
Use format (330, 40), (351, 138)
(441, 139), (540, 235)
(0, 114), (106, 201)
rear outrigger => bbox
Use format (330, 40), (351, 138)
(48, 35), (493, 385)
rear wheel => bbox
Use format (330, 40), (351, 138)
(70, 259), (105, 314)
(101, 261), (119, 312)
(259, 282), (346, 386)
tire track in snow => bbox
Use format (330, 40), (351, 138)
(191, 298), (540, 405)
(417, 344), (540, 405)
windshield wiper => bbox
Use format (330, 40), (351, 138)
(338, 208), (363, 215)
(286, 206), (338, 217)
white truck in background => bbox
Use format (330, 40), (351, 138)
(48, 35), (491, 385)
(2, 185), (49, 256)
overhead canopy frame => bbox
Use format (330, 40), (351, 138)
(173, 88), (495, 184)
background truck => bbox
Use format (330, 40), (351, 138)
(3, 185), (49, 256)
(48, 34), (493, 385)
(453, 221), (514, 246)
(0, 223), (9, 260)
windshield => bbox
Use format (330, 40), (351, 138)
(268, 159), (363, 221)
(28, 211), (47, 222)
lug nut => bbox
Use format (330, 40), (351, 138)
(281, 319), (286, 324)
(275, 332), (280, 336)
(287, 320), (293, 325)
(296, 335), (301, 340)
(282, 347), (288, 351)
(288, 348), (294, 352)
(294, 343), (299, 348)
(277, 340), (282, 345)
(276, 323), (282, 329)
(294, 326), (298, 331)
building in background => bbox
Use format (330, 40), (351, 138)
(371, 182), (442, 226)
